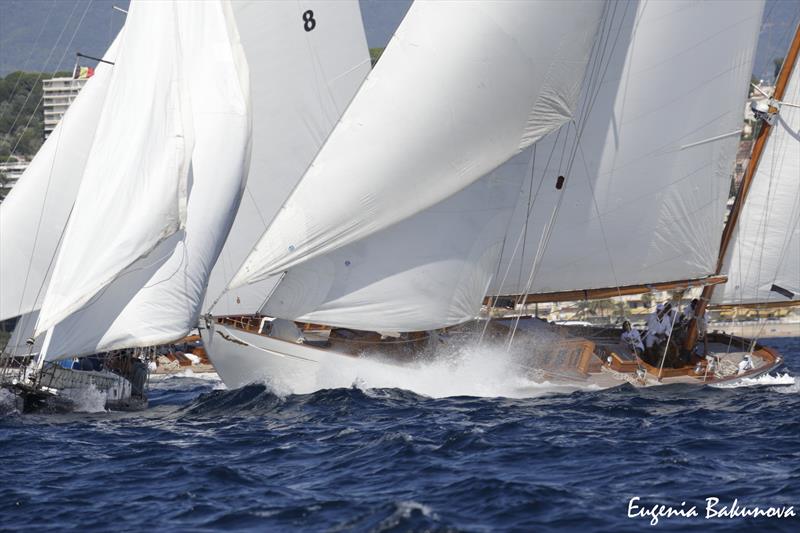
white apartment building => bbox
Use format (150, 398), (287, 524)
(42, 76), (88, 139)
(0, 159), (29, 201)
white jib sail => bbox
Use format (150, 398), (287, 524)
(41, 0), (251, 360)
(713, 51), (800, 305)
(228, 0), (606, 288)
(262, 159), (527, 331)
(35, 0), (195, 336)
(489, 0), (764, 297)
(203, 0), (371, 316)
(0, 32), (123, 322)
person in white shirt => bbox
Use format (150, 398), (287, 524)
(620, 320), (644, 355)
(644, 304), (668, 349)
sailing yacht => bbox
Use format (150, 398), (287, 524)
(1, 0), (252, 410)
(201, 0), (791, 393)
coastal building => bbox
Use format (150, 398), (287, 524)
(0, 159), (29, 201)
(42, 75), (89, 139)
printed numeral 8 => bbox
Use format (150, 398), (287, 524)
(303, 10), (316, 32)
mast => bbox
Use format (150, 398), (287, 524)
(685, 22), (800, 350)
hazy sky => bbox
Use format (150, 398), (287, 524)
(0, 0), (797, 81)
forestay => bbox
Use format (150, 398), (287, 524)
(204, 0), (371, 316)
(0, 32), (122, 322)
(229, 0), (606, 288)
(38, 0), (250, 359)
(489, 0), (764, 298)
(35, 1), (196, 336)
(713, 52), (800, 305)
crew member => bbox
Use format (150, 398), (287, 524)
(621, 320), (644, 355)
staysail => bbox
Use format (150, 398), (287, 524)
(713, 24), (800, 306)
(228, 0), (607, 288)
(204, 0), (371, 316)
(488, 0), (764, 299)
(0, 32), (122, 322)
(34, 0), (250, 359)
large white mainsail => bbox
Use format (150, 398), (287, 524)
(204, 0), (371, 316)
(257, 0), (763, 332)
(34, 0), (250, 359)
(228, 0), (606, 288)
(0, 32), (122, 322)
(713, 40), (800, 306)
(489, 0), (764, 298)
(35, 1), (196, 336)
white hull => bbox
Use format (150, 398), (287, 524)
(201, 319), (788, 396)
(200, 320), (582, 397)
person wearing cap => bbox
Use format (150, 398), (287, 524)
(644, 303), (668, 349)
(620, 320), (644, 355)
(737, 354), (754, 374)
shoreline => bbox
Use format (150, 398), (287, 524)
(709, 321), (799, 339)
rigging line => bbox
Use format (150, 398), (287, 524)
(2, 0), (80, 140)
(479, 144), (543, 344)
(14, 0), (101, 323)
(5, 0), (95, 165)
(506, 5), (627, 347)
(0, 0), (59, 124)
(656, 301), (681, 380)
(517, 144), (537, 289)
(577, 142), (626, 316)
(483, 123), (565, 338)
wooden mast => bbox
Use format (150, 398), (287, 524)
(685, 22), (800, 350)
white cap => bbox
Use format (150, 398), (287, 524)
(656, 303), (664, 311)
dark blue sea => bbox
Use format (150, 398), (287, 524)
(1, 337), (798, 532)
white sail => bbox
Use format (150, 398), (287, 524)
(35, 1), (195, 336)
(262, 157), (527, 331)
(490, 0), (764, 297)
(203, 0), (371, 316)
(228, 0), (606, 288)
(261, 0), (763, 332)
(39, 0), (251, 360)
(713, 54), (800, 305)
(0, 32), (122, 322)
(1, 312), (43, 357)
